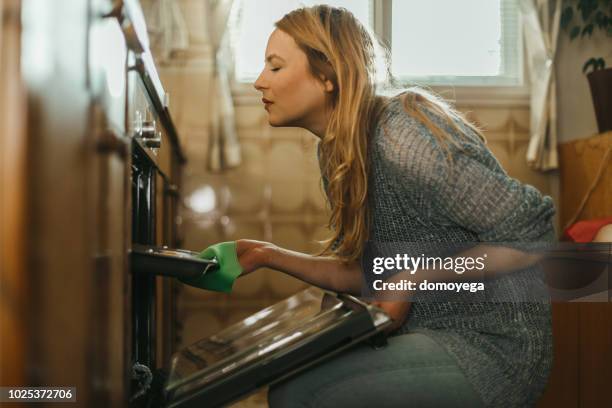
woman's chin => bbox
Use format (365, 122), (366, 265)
(266, 111), (297, 128)
(267, 115), (287, 127)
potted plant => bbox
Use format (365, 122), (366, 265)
(560, 0), (612, 133)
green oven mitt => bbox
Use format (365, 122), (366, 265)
(179, 241), (243, 293)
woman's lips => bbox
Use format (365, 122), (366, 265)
(262, 98), (273, 111)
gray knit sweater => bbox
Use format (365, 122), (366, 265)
(318, 93), (556, 407)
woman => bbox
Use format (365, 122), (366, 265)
(238, 5), (553, 408)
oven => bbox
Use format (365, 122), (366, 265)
(128, 81), (182, 407)
(121, 2), (186, 405)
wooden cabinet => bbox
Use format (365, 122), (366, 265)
(558, 132), (611, 226)
(537, 132), (612, 408)
(0, 0), (131, 405)
(0, 1), (184, 406)
(0, 0), (28, 395)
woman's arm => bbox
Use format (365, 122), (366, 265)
(235, 239), (363, 295)
(416, 243), (543, 283)
(238, 239), (411, 334)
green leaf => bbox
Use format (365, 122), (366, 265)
(570, 25), (581, 39)
(581, 23), (595, 37)
(595, 11), (605, 28)
(595, 58), (606, 70)
(561, 6), (574, 29)
(583, 57), (607, 74)
(580, 0), (598, 21)
(583, 58), (596, 74)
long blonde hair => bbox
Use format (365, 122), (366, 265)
(276, 6), (486, 262)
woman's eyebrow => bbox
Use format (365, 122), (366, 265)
(265, 54), (285, 63)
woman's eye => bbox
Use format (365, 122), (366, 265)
(271, 67), (280, 72)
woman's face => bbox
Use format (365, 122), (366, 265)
(254, 29), (333, 135)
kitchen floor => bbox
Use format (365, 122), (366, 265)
(229, 388), (268, 407)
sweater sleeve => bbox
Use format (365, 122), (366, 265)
(376, 104), (556, 245)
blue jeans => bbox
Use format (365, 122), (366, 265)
(268, 332), (485, 408)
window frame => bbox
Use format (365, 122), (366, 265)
(375, 0), (524, 87)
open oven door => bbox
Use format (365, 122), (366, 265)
(162, 288), (391, 408)
(131, 245), (392, 408)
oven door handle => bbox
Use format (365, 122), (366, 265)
(130, 244), (219, 280)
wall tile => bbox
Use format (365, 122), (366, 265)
(308, 180), (328, 212)
(226, 181), (266, 215)
(231, 139), (267, 178)
(235, 105), (266, 129)
(269, 181), (306, 213)
(271, 224), (309, 252)
(267, 141), (304, 181)
(222, 221), (265, 242)
(487, 140), (512, 168)
(468, 107), (511, 130)
(181, 221), (223, 252)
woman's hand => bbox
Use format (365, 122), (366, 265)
(235, 239), (277, 277)
(370, 300), (412, 334)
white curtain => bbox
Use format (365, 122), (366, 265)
(143, 0), (189, 61)
(206, 0), (242, 172)
(519, 0), (562, 171)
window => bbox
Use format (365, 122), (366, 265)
(389, 0), (522, 86)
(232, 0), (371, 82)
(232, 0), (522, 87)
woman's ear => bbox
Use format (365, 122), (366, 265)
(318, 74), (335, 93)
(323, 79), (334, 93)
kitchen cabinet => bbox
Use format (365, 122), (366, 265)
(537, 132), (612, 408)
(7, 0), (132, 405)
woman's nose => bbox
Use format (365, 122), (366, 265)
(253, 71), (266, 91)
